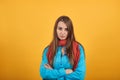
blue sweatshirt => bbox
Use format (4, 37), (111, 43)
(40, 44), (86, 80)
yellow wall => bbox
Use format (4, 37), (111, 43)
(0, 0), (120, 80)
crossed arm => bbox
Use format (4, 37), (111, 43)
(44, 63), (73, 74)
(40, 45), (86, 80)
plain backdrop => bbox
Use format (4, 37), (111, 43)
(0, 0), (120, 80)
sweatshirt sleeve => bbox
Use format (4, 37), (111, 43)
(65, 45), (86, 80)
(39, 47), (66, 79)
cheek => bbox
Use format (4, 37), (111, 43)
(57, 30), (60, 35)
(65, 32), (68, 36)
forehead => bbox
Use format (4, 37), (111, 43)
(57, 21), (67, 28)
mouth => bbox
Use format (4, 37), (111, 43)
(60, 36), (65, 38)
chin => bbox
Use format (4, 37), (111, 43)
(58, 36), (67, 40)
(60, 38), (66, 40)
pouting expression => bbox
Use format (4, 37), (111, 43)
(57, 21), (68, 40)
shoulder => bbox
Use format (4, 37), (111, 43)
(75, 41), (85, 57)
(75, 41), (85, 51)
(42, 45), (50, 55)
(43, 45), (49, 51)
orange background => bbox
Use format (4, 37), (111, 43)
(0, 0), (120, 80)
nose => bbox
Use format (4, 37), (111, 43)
(60, 29), (65, 34)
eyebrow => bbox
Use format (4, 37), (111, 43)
(58, 26), (62, 28)
(58, 26), (68, 28)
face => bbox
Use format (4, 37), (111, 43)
(57, 21), (68, 40)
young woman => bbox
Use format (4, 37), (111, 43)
(40, 16), (86, 80)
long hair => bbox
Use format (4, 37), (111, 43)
(48, 15), (76, 66)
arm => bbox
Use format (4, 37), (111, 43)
(39, 47), (66, 79)
(65, 45), (86, 80)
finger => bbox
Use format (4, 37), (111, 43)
(44, 64), (49, 68)
(44, 65), (47, 68)
(46, 64), (52, 68)
(45, 64), (48, 66)
(44, 64), (53, 69)
(44, 65), (47, 67)
(45, 66), (50, 69)
(45, 64), (50, 67)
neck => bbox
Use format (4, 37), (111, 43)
(58, 39), (67, 46)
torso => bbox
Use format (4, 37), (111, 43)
(53, 46), (73, 69)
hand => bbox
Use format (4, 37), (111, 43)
(65, 69), (73, 74)
(44, 64), (53, 70)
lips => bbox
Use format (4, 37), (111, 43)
(60, 36), (65, 38)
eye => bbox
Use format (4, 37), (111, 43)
(58, 27), (62, 30)
(65, 28), (68, 31)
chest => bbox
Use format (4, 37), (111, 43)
(53, 47), (73, 69)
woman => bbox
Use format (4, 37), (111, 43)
(40, 16), (86, 80)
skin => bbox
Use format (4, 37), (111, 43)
(44, 21), (73, 74)
(57, 21), (68, 40)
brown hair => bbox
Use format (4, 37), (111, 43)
(49, 15), (76, 66)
